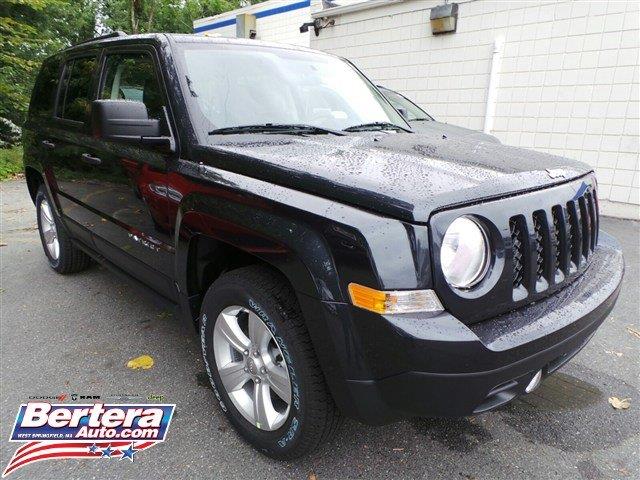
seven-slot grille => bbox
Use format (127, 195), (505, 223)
(510, 186), (599, 291)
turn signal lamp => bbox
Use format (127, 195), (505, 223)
(348, 283), (444, 314)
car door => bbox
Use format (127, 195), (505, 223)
(47, 53), (101, 248)
(84, 47), (178, 300)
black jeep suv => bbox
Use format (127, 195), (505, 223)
(23, 32), (624, 459)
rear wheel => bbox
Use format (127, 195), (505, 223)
(36, 185), (91, 274)
(200, 266), (340, 459)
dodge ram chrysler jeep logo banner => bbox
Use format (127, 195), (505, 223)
(3, 403), (175, 477)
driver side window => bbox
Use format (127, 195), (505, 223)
(101, 52), (167, 132)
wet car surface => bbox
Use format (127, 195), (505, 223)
(2, 179), (638, 480)
(377, 85), (501, 143)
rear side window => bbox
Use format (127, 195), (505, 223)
(58, 57), (97, 123)
(100, 53), (166, 122)
(30, 58), (61, 119)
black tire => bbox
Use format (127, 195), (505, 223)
(36, 184), (91, 274)
(200, 265), (341, 459)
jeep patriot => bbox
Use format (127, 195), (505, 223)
(23, 32), (624, 458)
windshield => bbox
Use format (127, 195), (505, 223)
(379, 87), (432, 121)
(177, 44), (409, 135)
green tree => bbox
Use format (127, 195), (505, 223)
(101, 0), (267, 34)
(0, 0), (267, 137)
(0, 0), (98, 127)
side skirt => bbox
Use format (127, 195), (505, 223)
(71, 238), (190, 328)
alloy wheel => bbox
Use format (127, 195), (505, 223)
(40, 198), (60, 261)
(213, 305), (292, 431)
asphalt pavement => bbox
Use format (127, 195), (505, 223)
(1, 179), (639, 480)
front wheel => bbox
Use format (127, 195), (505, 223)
(200, 266), (341, 459)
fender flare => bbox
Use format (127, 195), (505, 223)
(173, 190), (346, 318)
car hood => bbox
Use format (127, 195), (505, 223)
(409, 120), (501, 143)
(194, 132), (592, 223)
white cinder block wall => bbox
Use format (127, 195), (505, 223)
(193, 0), (316, 47)
(311, 0), (640, 217)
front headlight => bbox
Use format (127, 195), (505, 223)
(440, 216), (489, 289)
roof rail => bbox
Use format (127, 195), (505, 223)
(74, 31), (127, 47)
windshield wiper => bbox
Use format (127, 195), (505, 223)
(208, 123), (345, 136)
(343, 121), (411, 132)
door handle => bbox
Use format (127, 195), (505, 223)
(81, 153), (102, 166)
(42, 140), (56, 150)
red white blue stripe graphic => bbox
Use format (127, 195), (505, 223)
(3, 403), (174, 477)
(3, 440), (156, 477)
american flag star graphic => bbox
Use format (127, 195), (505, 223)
(2, 440), (157, 477)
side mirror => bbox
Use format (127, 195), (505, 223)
(397, 107), (409, 120)
(91, 100), (175, 153)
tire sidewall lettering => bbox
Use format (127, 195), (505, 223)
(248, 297), (302, 448)
(248, 298), (300, 409)
(200, 313), (227, 412)
(202, 296), (304, 449)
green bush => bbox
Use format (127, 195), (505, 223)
(0, 117), (21, 148)
(0, 146), (23, 180)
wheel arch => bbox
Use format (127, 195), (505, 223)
(174, 204), (342, 331)
(184, 232), (284, 312)
(25, 166), (44, 204)
(168, 171), (410, 419)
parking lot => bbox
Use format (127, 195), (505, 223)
(1, 178), (639, 480)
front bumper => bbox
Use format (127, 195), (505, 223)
(297, 232), (624, 424)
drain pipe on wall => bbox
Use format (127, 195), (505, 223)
(483, 35), (505, 134)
